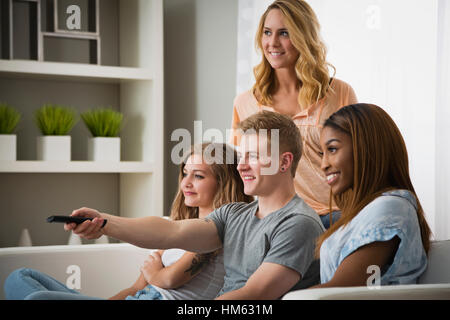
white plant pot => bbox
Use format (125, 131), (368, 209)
(67, 231), (83, 245)
(0, 134), (17, 161)
(37, 136), (71, 161)
(88, 137), (120, 162)
(95, 234), (110, 244)
(17, 228), (33, 247)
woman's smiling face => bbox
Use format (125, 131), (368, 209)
(261, 9), (299, 70)
(319, 126), (354, 196)
(180, 154), (218, 210)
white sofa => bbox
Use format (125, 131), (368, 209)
(284, 240), (450, 300)
(0, 243), (152, 300)
(1, 240), (449, 300)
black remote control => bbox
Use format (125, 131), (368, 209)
(46, 215), (107, 228)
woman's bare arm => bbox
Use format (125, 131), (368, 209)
(142, 251), (218, 289)
(312, 237), (400, 288)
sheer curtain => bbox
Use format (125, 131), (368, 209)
(236, 0), (450, 240)
(435, 0), (450, 241)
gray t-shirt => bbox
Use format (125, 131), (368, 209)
(207, 195), (325, 296)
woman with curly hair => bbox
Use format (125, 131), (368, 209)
(230, 0), (357, 228)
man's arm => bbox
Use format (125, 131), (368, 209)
(65, 207), (222, 253)
(216, 262), (301, 300)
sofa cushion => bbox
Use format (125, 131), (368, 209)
(419, 240), (450, 284)
(283, 283), (450, 300)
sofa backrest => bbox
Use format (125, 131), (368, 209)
(0, 243), (151, 300)
(418, 240), (450, 284)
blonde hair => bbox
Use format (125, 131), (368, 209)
(170, 143), (253, 221)
(316, 104), (432, 256)
(238, 110), (302, 176)
(253, 0), (335, 109)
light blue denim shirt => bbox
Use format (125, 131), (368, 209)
(320, 189), (428, 285)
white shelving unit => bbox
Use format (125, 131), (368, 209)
(0, 161), (155, 173)
(0, 60), (154, 82)
(0, 0), (164, 247)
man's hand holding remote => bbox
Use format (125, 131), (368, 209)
(64, 207), (107, 240)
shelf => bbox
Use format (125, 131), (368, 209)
(0, 0), (165, 249)
(0, 161), (154, 173)
(0, 59), (153, 83)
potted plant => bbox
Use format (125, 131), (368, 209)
(0, 103), (21, 161)
(35, 104), (78, 161)
(81, 108), (123, 162)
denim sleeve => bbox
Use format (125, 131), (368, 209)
(339, 196), (416, 263)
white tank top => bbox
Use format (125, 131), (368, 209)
(161, 248), (186, 267)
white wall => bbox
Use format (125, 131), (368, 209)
(163, 0), (238, 212)
(308, 0), (442, 238)
(237, 0), (448, 239)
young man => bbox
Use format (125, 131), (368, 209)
(67, 111), (325, 299)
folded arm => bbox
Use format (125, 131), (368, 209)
(142, 250), (218, 289)
(312, 236), (400, 288)
(108, 273), (148, 300)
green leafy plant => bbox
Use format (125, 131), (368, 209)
(0, 103), (21, 134)
(35, 104), (78, 135)
(81, 108), (124, 137)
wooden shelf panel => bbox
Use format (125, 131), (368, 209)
(0, 59), (153, 83)
(0, 161), (155, 173)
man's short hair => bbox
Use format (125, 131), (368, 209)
(238, 110), (302, 176)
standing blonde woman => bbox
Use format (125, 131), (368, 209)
(230, 0), (357, 228)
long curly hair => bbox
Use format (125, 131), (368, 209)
(253, 0), (335, 109)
